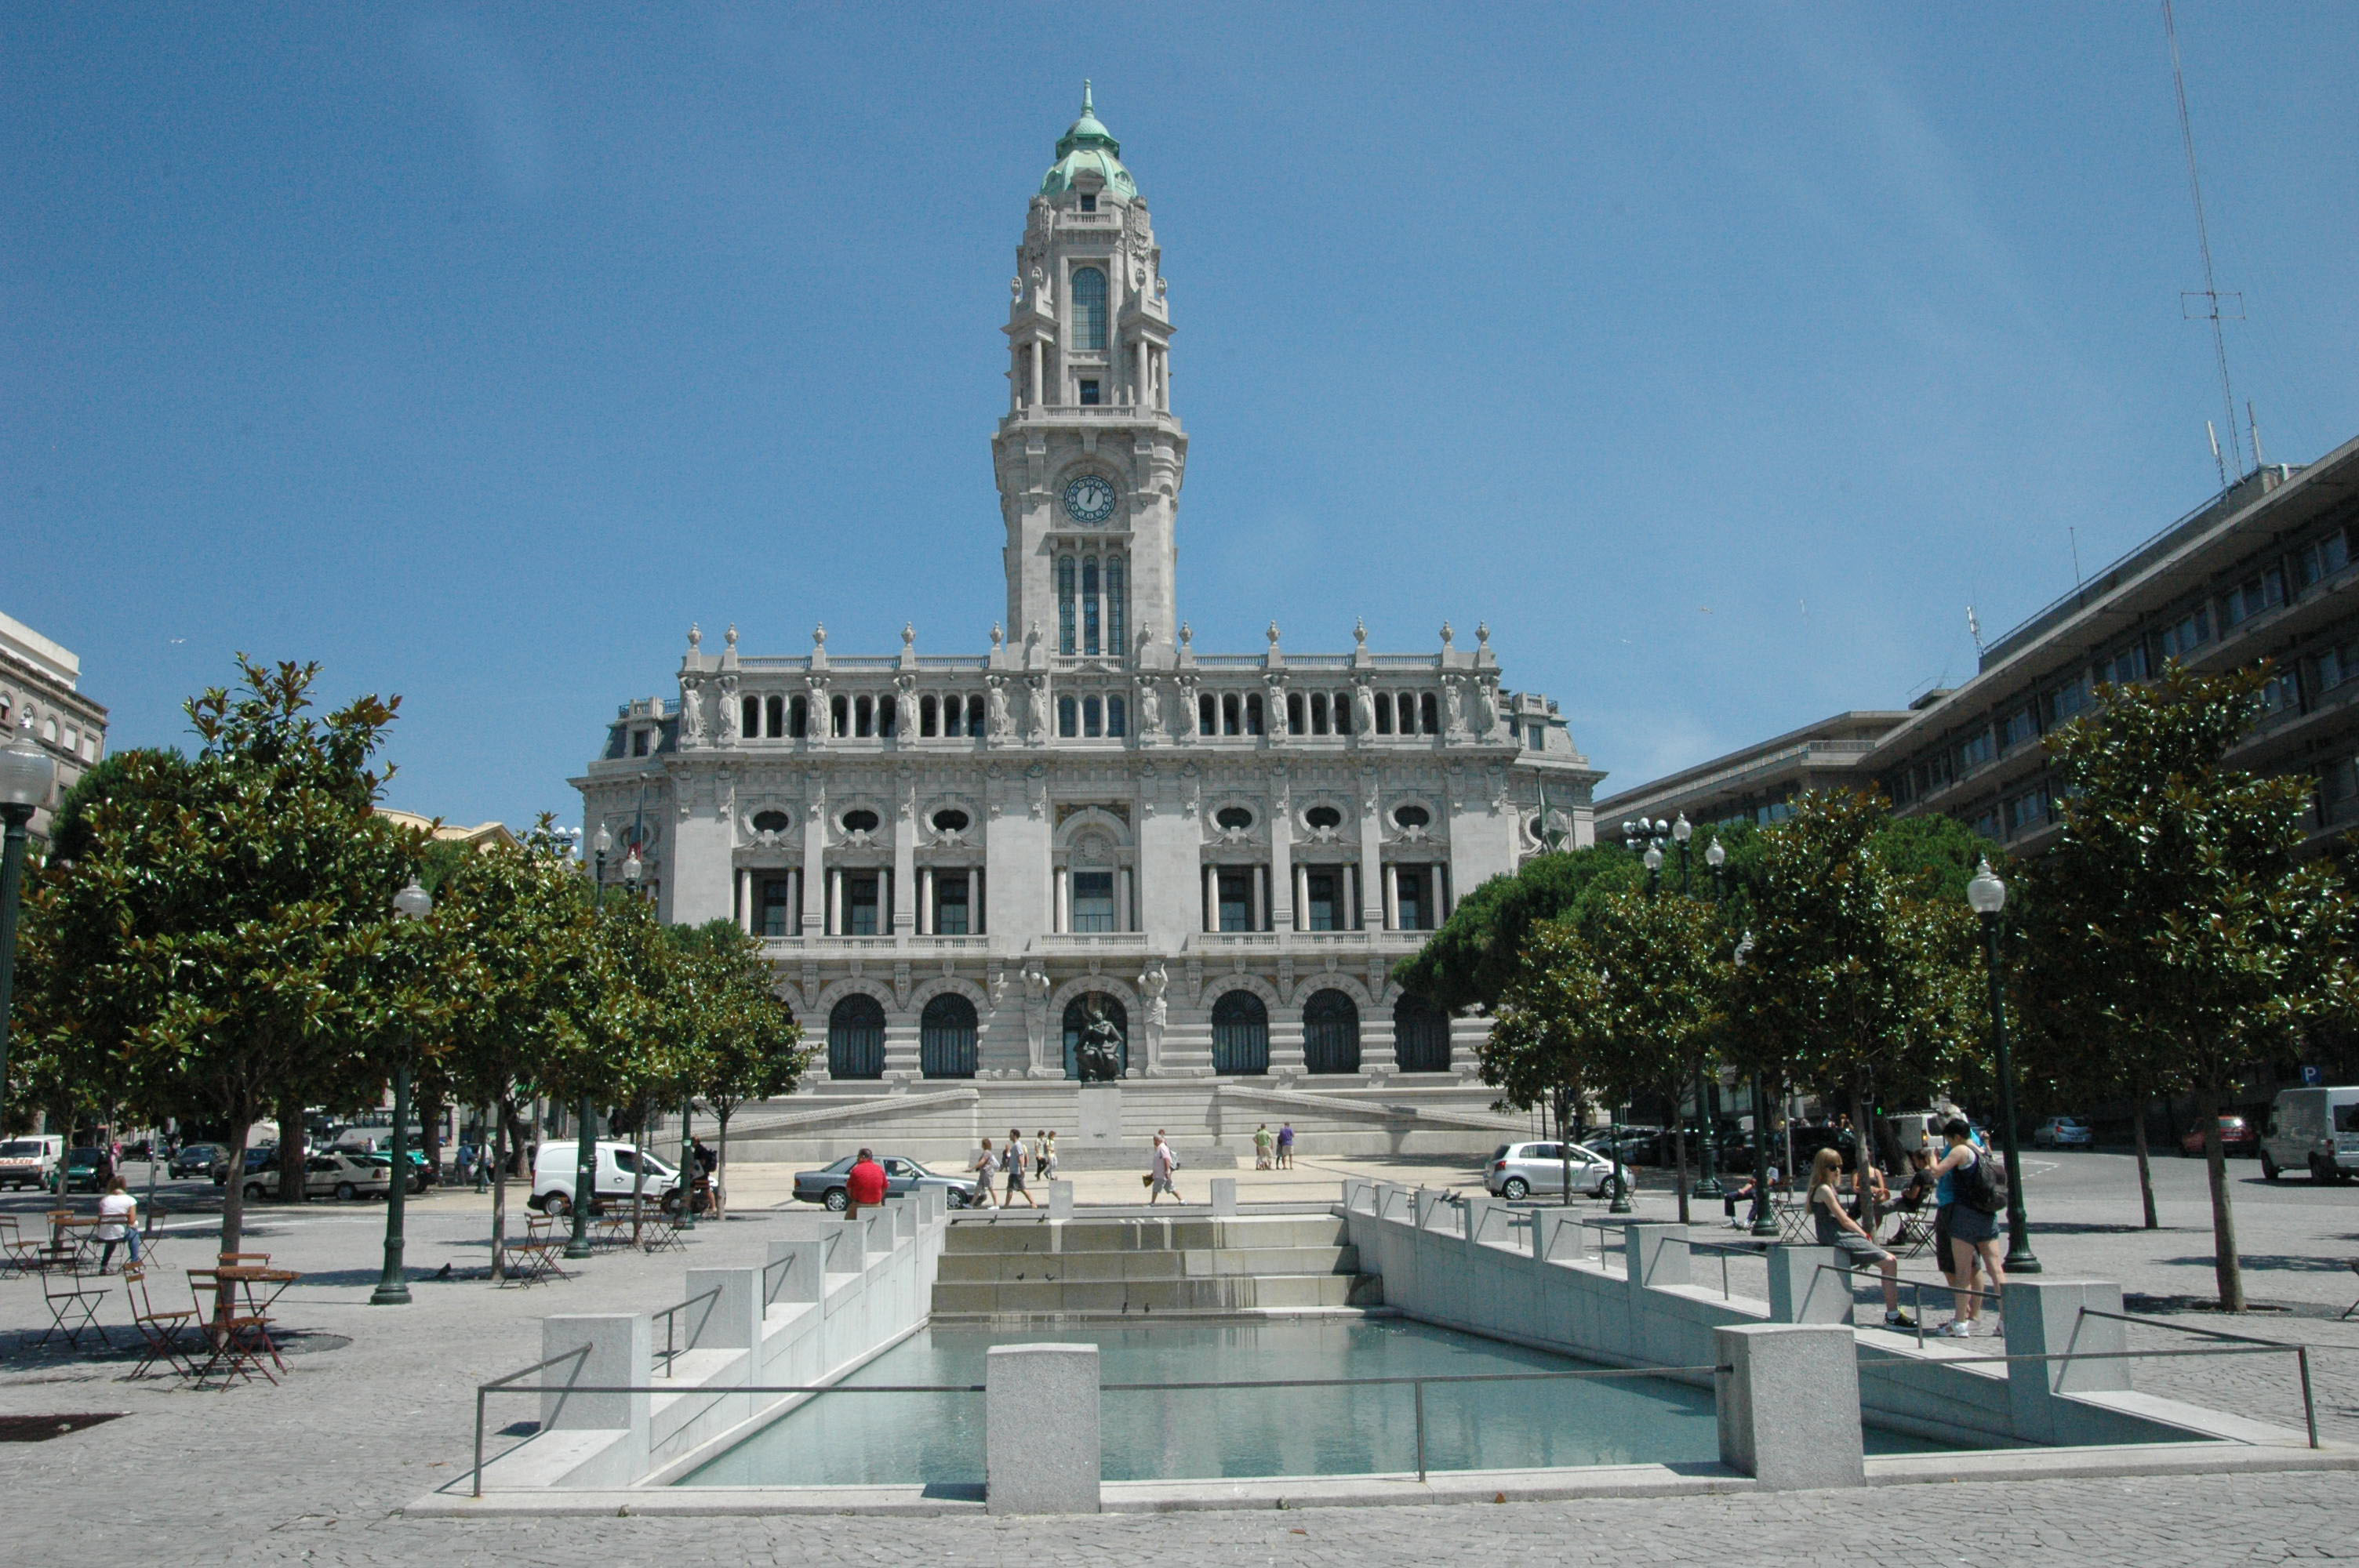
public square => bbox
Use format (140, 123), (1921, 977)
(5, 1149), (2357, 1564)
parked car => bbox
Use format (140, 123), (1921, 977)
(791, 1154), (973, 1211)
(2033, 1117), (2095, 1149)
(0, 1135), (62, 1191)
(333, 1133), (431, 1190)
(2180, 1115), (2258, 1158)
(238, 1150), (394, 1202)
(1485, 1142), (1630, 1202)
(63, 1147), (107, 1192)
(529, 1141), (682, 1216)
(2260, 1087), (2359, 1182)
(212, 1146), (278, 1185)
(169, 1142), (224, 1179)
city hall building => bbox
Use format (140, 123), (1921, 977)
(575, 91), (1598, 1162)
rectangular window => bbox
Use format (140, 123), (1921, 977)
(631, 730), (650, 757)
(1082, 557), (1100, 655)
(1217, 868), (1254, 933)
(1306, 870), (1339, 932)
(1058, 696), (1078, 738)
(2160, 606), (2212, 659)
(1107, 556), (1125, 652)
(845, 873), (880, 936)
(2221, 568), (2285, 630)
(759, 877), (794, 938)
(1999, 706), (2039, 753)
(1397, 867), (1428, 931)
(1078, 194), (1096, 212)
(934, 873), (970, 935)
(2004, 788), (2050, 837)
(2300, 528), (2350, 588)
(1374, 697), (1394, 735)
(2261, 667), (2301, 715)
(1957, 728), (1994, 772)
(1079, 379), (1101, 405)
(1057, 556), (1077, 655)
(2312, 639), (2359, 696)
(2322, 758), (2359, 824)
(1528, 724), (1544, 750)
(1071, 870), (1117, 932)
(1969, 808), (2002, 841)
(1107, 695), (1126, 737)
(2045, 675), (2092, 726)
(2097, 644), (2149, 688)
(1083, 695), (1103, 737)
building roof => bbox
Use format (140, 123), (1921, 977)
(0, 611), (81, 689)
(1039, 82), (1140, 200)
(376, 809), (521, 851)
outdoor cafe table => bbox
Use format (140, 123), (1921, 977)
(206, 1266), (300, 1374)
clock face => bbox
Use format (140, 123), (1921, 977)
(1063, 474), (1118, 525)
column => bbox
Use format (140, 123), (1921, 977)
(1293, 864), (1309, 931)
(1270, 811), (1294, 933)
(1030, 341), (1044, 408)
(1118, 866), (1133, 933)
(791, 868), (805, 936)
(1348, 863), (1363, 931)
(1054, 867), (1070, 935)
(736, 868), (752, 935)
(1383, 863), (1400, 931)
(1134, 340), (1148, 406)
(1203, 865), (1218, 933)
(1250, 866), (1267, 932)
(827, 867), (843, 937)
(918, 866), (934, 935)
(801, 808), (827, 935)
(975, 868), (987, 935)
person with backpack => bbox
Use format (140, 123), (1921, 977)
(1932, 1117), (2007, 1337)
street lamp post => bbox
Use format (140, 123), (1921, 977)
(566, 826), (611, 1260)
(372, 876), (434, 1306)
(1695, 837), (1727, 1200)
(1967, 858), (2041, 1273)
(1734, 931), (1780, 1238)
(0, 715), (56, 1142)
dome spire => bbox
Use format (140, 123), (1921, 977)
(1042, 79), (1137, 198)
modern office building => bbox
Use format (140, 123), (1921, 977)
(0, 611), (109, 851)
(574, 90), (1598, 1161)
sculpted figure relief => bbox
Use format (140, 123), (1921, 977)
(1353, 681), (1376, 737)
(717, 675), (740, 743)
(987, 678), (1012, 740)
(1136, 678), (1161, 736)
(678, 677), (706, 746)
(1074, 1001), (1125, 1083)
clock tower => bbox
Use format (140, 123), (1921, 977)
(993, 85), (1186, 667)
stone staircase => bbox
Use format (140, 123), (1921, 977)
(929, 1213), (1382, 1319)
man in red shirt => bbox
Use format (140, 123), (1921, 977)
(845, 1148), (888, 1220)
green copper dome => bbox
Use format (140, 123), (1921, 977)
(1039, 81), (1140, 201)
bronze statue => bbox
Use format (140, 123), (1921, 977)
(1074, 1000), (1125, 1083)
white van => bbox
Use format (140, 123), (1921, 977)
(2259, 1086), (2359, 1182)
(529, 1140), (681, 1215)
(0, 1134), (63, 1190)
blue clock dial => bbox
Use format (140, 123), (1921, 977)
(1063, 474), (1118, 524)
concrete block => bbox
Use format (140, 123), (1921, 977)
(684, 1267), (761, 1356)
(540, 1314), (651, 1439)
(1766, 1245), (1851, 1324)
(1716, 1323), (1863, 1489)
(764, 1238), (825, 1306)
(987, 1342), (1101, 1516)
(1629, 1223), (1690, 1289)
(1049, 1180), (1074, 1219)
(1209, 1177), (1237, 1216)
(2002, 1279), (2132, 1443)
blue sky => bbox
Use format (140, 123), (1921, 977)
(7, 3), (2355, 826)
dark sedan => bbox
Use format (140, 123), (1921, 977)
(791, 1154), (972, 1211)
(170, 1143), (224, 1179)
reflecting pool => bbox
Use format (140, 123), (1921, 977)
(678, 1316), (1965, 1487)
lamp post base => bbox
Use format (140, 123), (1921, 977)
(369, 1280), (413, 1306)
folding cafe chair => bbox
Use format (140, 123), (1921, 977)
(122, 1264), (198, 1378)
(35, 1267), (112, 1350)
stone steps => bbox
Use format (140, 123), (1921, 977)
(929, 1212), (1380, 1319)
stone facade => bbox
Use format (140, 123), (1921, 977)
(574, 91), (1598, 1116)
(0, 610), (109, 851)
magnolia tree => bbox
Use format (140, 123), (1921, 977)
(2016, 664), (2357, 1308)
(666, 920), (804, 1218)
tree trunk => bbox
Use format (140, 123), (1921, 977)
(489, 1094), (511, 1283)
(2199, 1080), (2245, 1310)
(1671, 1116), (1690, 1224)
(1848, 1079), (1880, 1234)
(502, 1102), (533, 1176)
(276, 1090), (307, 1207)
(219, 1091), (253, 1258)
(2132, 1088), (2159, 1230)
(631, 1110), (647, 1247)
(714, 1106), (731, 1220)
(417, 1083), (445, 1189)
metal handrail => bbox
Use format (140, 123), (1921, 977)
(1859, 1343), (2318, 1450)
(650, 1285), (724, 1376)
(472, 1345), (591, 1496)
(466, 1362), (1731, 1493)
(2074, 1305), (2321, 1451)
(1686, 1236), (1769, 1300)
(760, 1251), (797, 1303)
(1814, 1262), (2002, 1347)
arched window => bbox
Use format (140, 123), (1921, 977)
(1303, 989), (1361, 1075)
(1107, 695), (1126, 737)
(827, 995), (886, 1080)
(1332, 691), (1351, 735)
(831, 695), (849, 736)
(1420, 692), (1440, 735)
(920, 695), (938, 736)
(1210, 991), (1269, 1075)
(741, 695), (760, 738)
(1059, 696), (1078, 738)
(1071, 266), (1108, 351)
(1061, 994), (1129, 1080)
(1393, 994), (1452, 1073)
(1083, 695), (1103, 737)
(966, 694), (986, 737)
(919, 994), (978, 1079)
(1058, 555), (1078, 655)
(790, 695), (809, 738)
(877, 695), (896, 738)
(1199, 693), (1217, 735)
(1106, 555), (1126, 652)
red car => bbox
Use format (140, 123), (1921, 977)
(2180, 1115), (2258, 1157)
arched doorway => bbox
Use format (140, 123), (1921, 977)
(1210, 990), (1270, 1076)
(1393, 993), (1452, 1073)
(919, 994), (978, 1079)
(827, 994), (886, 1080)
(1303, 989), (1361, 1075)
(1061, 993), (1129, 1080)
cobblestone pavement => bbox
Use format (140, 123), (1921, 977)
(3, 1153), (2356, 1566)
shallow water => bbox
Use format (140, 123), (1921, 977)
(678, 1316), (1969, 1486)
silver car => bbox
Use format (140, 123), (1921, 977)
(1485, 1141), (1627, 1201)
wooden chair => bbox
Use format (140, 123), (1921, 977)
(0, 1216), (45, 1275)
(35, 1267), (111, 1350)
(217, 1251), (271, 1269)
(187, 1269), (276, 1386)
(2342, 1260), (2359, 1320)
(122, 1265), (197, 1378)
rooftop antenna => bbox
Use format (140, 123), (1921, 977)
(1966, 604), (1984, 655)
(2069, 527), (2083, 589)
(2165, 0), (2246, 484)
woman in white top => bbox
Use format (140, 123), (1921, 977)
(970, 1138), (999, 1208)
(96, 1175), (141, 1271)
(1147, 1131), (1182, 1205)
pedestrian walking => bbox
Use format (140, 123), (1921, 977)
(1001, 1129), (1037, 1207)
(845, 1148), (887, 1221)
(1147, 1131), (1183, 1204)
(971, 1138), (1000, 1208)
(454, 1141), (478, 1188)
(1276, 1122), (1295, 1170)
(1253, 1123), (1274, 1171)
(1039, 1130), (1058, 1182)
(1034, 1131), (1051, 1181)
(96, 1175), (141, 1272)
(1807, 1149), (1914, 1328)
(1932, 1118), (2008, 1336)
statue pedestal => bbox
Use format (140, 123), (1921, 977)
(1077, 1085), (1123, 1151)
